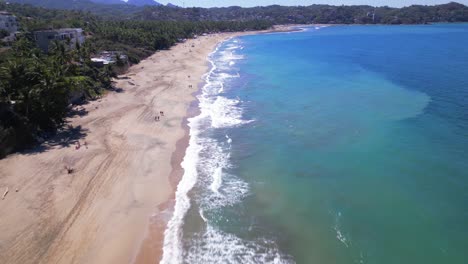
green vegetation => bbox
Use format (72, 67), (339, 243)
(137, 2), (468, 24)
(0, 37), (114, 157)
(0, 2), (271, 157)
(90, 20), (271, 62)
(0, 29), (9, 38)
(1, 1), (271, 62)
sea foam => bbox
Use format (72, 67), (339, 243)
(160, 43), (222, 264)
(185, 225), (292, 264)
(160, 38), (289, 264)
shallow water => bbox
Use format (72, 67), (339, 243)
(161, 24), (468, 264)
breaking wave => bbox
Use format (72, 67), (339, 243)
(160, 38), (291, 264)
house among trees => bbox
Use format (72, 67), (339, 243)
(91, 51), (128, 67)
(0, 11), (19, 41)
(33, 28), (85, 53)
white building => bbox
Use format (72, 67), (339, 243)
(91, 51), (128, 67)
(0, 11), (18, 33)
(34, 28), (85, 53)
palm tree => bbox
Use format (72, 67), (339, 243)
(0, 59), (37, 119)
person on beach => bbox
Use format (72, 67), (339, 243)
(160, 111), (164, 116)
(75, 141), (81, 150)
(65, 166), (74, 174)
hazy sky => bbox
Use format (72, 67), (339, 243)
(156, 0), (468, 8)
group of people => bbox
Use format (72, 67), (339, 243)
(188, 75), (194, 88)
(75, 141), (88, 150)
(69, 140), (88, 174)
(155, 111), (165, 122)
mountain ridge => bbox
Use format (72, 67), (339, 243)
(5, 0), (163, 8)
(3, 0), (468, 25)
(126, 0), (161, 6)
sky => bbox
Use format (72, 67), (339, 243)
(155, 0), (468, 8)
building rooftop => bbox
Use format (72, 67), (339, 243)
(0, 11), (14, 16)
(34, 28), (83, 33)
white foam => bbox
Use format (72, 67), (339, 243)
(335, 228), (349, 248)
(209, 173), (249, 208)
(192, 134), (249, 210)
(226, 134), (233, 144)
(219, 48), (244, 62)
(196, 137), (229, 197)
(226, 44), (242, 50)
(160, 45), (222, 264)
(334, 211), (350, 248)
(161, 39), (255, 264)
(209, 96), (252, 128)
(210, 167), (223, 194)
(161, 38), (282, 264)
(185, 225), (293, 264)
(159, 121), (202, 264)
(218, 72), (240, 79)
(202, 72), (238, 95)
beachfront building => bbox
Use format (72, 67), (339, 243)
(34, 28), (85, 53)
(0, 11), (18, 33)
(91, 51), (128, 67)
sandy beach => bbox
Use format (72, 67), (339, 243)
(0, 33), (238, 264)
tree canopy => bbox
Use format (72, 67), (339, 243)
(0, 2), (271, 157)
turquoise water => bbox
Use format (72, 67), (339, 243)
(161, 24), (468, 264)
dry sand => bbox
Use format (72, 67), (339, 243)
(0, 33), (237, 264)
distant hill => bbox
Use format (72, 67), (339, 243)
(138, 2), (468, 25)
(90, 0), (124, 5)
(126, 0), (161, 6)
(6, 0), (116, 9)
(5, 0), (143, 17)
(3, 0), (468, 25)
(6, 0), (162, 9)
(166, 3), (178, 8)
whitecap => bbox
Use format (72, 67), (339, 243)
(184, 225), (294, 264)
(161, 39), (254, 264)
(208, 96), (252, 128)
(160, 44), (223, 264)
(334, 211), (350, 248)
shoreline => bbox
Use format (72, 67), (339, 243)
(133, 34), (237, 264)
(154, 26), (301, 263)
(130, 63), (204, 264)
(134, 26), (301, 263)
(0, 26), (299, 264)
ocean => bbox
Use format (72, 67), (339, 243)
(161, 24), (468, 264)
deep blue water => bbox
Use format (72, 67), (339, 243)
(161, 24), (468, 264)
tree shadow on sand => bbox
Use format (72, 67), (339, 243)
(108, 85), (124, 93)
(22, 125), (88, 155)
(68, 107), (89, 118)
(13, 87), (127, 157)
